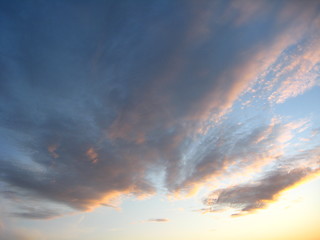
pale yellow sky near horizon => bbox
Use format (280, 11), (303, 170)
(5, 175), (318, 240)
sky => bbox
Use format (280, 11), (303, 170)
(0, 0), (319, 239)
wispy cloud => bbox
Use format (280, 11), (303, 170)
(147, 218), (169, 223)
(11, 206), (63, 220)
(166, 116), (313, 196)
(267, 36), (320, 104)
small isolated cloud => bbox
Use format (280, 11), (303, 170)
(147, 218), (169, 223)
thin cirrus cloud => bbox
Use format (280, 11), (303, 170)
(169, 117), (311, 195)
(0, 0), (319, 220)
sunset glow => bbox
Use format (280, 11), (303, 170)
(0, 1), (319, 240)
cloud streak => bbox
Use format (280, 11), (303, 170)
(147, 218), (169, 223)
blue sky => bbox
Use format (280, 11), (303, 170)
(0, 1), (319, 239)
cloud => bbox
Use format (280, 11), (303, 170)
(11, 206), (62, 220)
(0, 0), (319, 220)
(203, 167), (319, 216)
(166, 116), (312, 195)
(240, 4), (320, 105)
(147, 218), (169, 223)
(267, 36), (320, 104)
(100, 203), (120, 209)
(201, 140), (320, 215)
(86, 148), (98, 164)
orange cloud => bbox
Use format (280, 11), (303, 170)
(86, 148), (98, 164)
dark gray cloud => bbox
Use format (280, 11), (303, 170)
(203, 167), (319, 215)
(0, 0), (319, 219)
